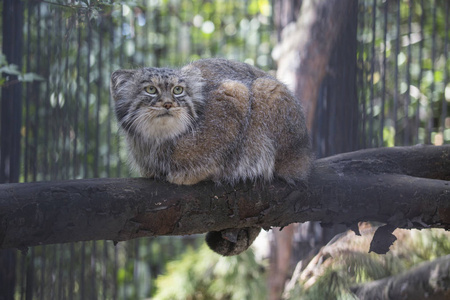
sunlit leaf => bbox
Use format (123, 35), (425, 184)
(19, 73), (45, 82)
(0, 64), (21, 75)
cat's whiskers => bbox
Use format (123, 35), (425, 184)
(178, 109), (196, 134)
(130, 106), (194, 142)
(131, 109), (154, 134)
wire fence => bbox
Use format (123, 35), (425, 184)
(2, 0), (275, 298)
(17, 0), (275, 183)
(0, 0), (448, 298)
(358, 0), (449, 148)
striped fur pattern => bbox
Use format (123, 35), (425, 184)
(111, 58), (313, 185)
(111, 58), (313, 256)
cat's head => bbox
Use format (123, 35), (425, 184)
(110, 65), (204, 142)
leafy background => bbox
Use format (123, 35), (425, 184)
(0, 0), (449, 299)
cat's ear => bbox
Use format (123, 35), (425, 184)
(180, 65), (204, 102)
(110, 69), (135, 101)
(180, 64), (202, 78)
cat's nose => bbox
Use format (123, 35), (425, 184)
(163, 102), (173, 109)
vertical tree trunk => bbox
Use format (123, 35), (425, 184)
(1, 0), (23, 184)
(0, 0), (24, 299)
(0, 250), (16, 300)
(274, 0), (356, 129)
(312, 1), (359, 157)
(270, 0), (357, 298)
(268, 226), (295, 300)
(273, 0), (303, 42)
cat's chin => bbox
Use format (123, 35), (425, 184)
(143, 114), (192, 142)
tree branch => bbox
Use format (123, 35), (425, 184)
(351, 254), (450, 300)
(0, 145), (449, 250)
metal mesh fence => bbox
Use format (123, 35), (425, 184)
(0, 0), (448, 298)
(18, 0), (275, 183)
(358, 0), (449, 148)
(3, 1), (274, 298)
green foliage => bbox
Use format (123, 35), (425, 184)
(358, 0), (449, 147)
(295, 269), (359, 300)
(113, 236), (204, 299)
(16, 0), (275, 182)
(42, 0), (114, 21)
(405, 229), (450, 265)
(8, 0), (449, 298)
(0, 53), (44, 86)
(153, 244), (267, 300)
(284, 227), (450, 300)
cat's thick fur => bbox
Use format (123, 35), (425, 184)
(111, 58), (313, 255)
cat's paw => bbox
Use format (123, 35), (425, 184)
(167, 172), (204, 185)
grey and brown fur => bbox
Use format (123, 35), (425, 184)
(111, 58), (313, 255)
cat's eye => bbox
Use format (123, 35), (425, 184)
(173, 86), (184, 95)
(144, 86), (157, 95)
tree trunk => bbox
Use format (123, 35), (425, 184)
(272, 0), (358, 297)
(1, 0), (24, 298)
(0, 145), (449, 251)
(268, 225), (294, 300)
(273, 0), (355, 129)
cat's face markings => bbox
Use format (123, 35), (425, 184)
(111, 67), (202, 141)
(139, 70), (189, 110)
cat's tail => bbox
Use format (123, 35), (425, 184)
(205, 227), (261, 256)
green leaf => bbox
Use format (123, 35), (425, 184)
(0, 64), (21, 76)
(18, 73), (46, 82)
(80, 0), (90, 7)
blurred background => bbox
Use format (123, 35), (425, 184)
(0, 0), (449, 299)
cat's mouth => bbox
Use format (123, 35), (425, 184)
(156, 111), (173, 118)
(155, 107), (183, 118)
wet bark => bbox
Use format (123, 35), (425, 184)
(0, 145), (449, 250)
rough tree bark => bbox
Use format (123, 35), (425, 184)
(352, 254), (450, 300)
(0, 145), (449, 251)
(272, 1), (357, 297)
(274, 0), (354, 128)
